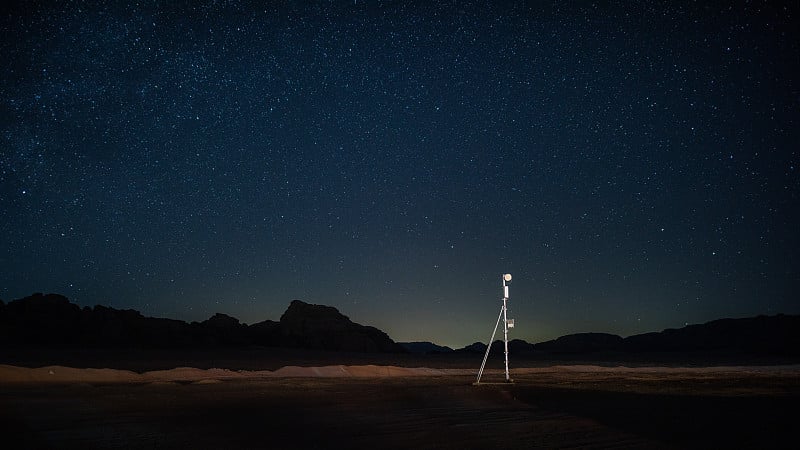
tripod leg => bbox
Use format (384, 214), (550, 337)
(476, 305), (504, 383)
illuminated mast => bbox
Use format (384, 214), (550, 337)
(475, 273), (514, 384)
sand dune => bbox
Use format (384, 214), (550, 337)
(2, 363), (798, 386)
(0, 363), (472, 384)
(0, 364), (141, 384)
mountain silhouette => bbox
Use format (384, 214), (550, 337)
(527, 316), (800, 357)
(399, 341), (454, 354)
(0, 293), (405, 353)
(534, 333), (625, 354)
(2, 293), (798, 358)
(279, 300), (404, 352)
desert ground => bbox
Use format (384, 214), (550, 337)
(1, 353), (798, 449)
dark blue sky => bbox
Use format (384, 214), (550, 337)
(1, 1), (797, 347)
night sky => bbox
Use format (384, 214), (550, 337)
(1, 1), (798, 348)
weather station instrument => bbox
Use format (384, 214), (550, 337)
(475, 273), (515, 384)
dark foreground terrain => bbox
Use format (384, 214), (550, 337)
(2, 366), (797, 449)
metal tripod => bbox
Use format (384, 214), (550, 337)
(475, 274), (512, 384)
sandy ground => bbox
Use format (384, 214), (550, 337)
(0, 363), (470, 384)
(2, 363), (798, 449)
(2, 362), (799, 385)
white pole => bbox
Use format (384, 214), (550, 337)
(475, 273), (513, 385)
(503, 279), (510, 382)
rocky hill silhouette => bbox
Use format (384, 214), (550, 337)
(278, 300), (404, 352)
(2, 293), (798, 358)
(534, 333), (625, 354)
(455, 339), (536, 355)
(0, 293), (405, 353)
(528, 315), (800, 357)
(399, 341), (454, 354)
(452, 319), (799, 359)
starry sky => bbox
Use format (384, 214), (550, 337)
(1, 1), (798, 348)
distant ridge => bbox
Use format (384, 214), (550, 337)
(534, 333), (625, 354)
(455, 316), (800, 358)
(523, 315), (800, 357)
(278, 300), (405, 352)
(2, 293), (798, 358)
(0, 293), (405, 353)
(455, 339), (536, 355)
(398, 341), (454, 354)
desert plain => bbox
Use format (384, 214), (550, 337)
(1, 350), (798, 449)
